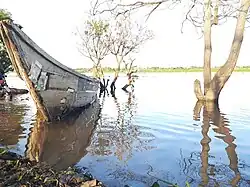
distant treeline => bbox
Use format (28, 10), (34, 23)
(75, 66), (250, 73)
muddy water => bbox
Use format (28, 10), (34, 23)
(0, 72), (250, 187)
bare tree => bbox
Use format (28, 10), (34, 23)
(108, 14), (153, 93)
(97, 0), (250, 102)
(191, 0), (250, 102)
(77, 19), (110, 79)
(122, 57), (137, 92)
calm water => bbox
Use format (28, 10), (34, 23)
(1, 73), (250, 187)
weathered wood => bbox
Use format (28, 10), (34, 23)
(0, 23), (49, 121)
(47, 73), (78, 90)
(0, 24), (21, 79)
(0, 88), (28, 95)
(194, 79), (205, 101)
(0, 20), (100, 121)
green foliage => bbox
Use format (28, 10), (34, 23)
(0, 9), (12, 21)
(78, 19), (110, 64)
(75, 66), (250, 74)
(77, 18), (111, 78)
(86, 20), (109, 36)
(0, 41), (13, 74)
(0, 9), (13, 74)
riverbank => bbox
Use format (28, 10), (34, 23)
(75, 66), (250, 73)
(0, 148), (103, 187)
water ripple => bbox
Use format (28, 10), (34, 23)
(2, 73), (250, 187)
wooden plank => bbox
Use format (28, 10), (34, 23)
(1, 22), (49, 121)
(0, 23), (22, 79)
(47, 74), (78, 91)
(7, 21), (99, 83)
(37, 72), (48, 91)
(29, 60), (42, 83)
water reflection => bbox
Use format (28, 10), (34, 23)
(25, 101), (101, 171)
(0, 102), (28, 146)
(2, 74), (250, 186)
(193, 101), (241, 186)
(88, 91), (155, 163)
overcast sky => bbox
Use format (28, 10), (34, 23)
(1, 0), (250, 69)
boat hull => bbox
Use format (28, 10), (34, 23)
(0, 20), (100, 121)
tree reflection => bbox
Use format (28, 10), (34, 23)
(112, 92), (136, 161)
(88, 90), (154, 163)
(25, 101), (101, 171)
(192, 101), (241, 186)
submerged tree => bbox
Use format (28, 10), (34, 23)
(0, 9), (13, 74)
(97, 0), (250, 102)
(191, 0), (250, 102)
(78, 1), (153, 94)
(108, 14), (153, 93)
(122, 57), (137, 91)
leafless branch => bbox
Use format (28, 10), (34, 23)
(76, 19), (111, 68)
(108, 14), (153, 64)
(93, 0), (250, 32)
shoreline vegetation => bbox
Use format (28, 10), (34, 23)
(0, 148), (103, 187)
(0, 148), (188, 187)
(75, 66), (250, 73)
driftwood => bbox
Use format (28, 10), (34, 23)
(9, 88), (28, 94)
(0, 87), (28, 97)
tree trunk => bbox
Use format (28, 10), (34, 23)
(122, 71), (135, 91)
(205, 0), (250, 101)
(194, 79), (205, 101)
(92, 60), (104, 79)
(110, 56), (122, 93)
(92, 65), (99, 78)
(213, 0), (219, 25)
(203, 0), (212, 95)
(194, 0), (250, 101)
(110, 76), (118, 93)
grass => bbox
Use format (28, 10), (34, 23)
(75, 66), (250, 74)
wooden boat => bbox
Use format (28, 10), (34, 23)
(25, 100), (100, 170)
(0, 20), (100, 121)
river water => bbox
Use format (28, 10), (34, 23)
(1, 72), (250, 187)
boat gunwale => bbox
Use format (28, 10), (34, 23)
(0, 21), (50, 121)
(0, 20), (99, 84)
